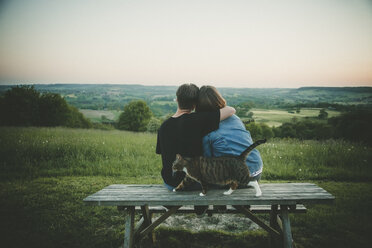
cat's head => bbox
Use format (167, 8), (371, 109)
(172, 154), (191, 172)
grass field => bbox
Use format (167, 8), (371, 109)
(79, 107), (340, 126)
(79, 109), (122, 122)
(0, 127), (371, 248)
(250, 108), (341, 127)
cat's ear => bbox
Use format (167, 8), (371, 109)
(176, 154), (182, 160)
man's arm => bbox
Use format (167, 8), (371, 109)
(219, 106), (236, 121)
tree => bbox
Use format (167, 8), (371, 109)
(118, 100), (152, 131)
(247, 112), (254, 118)
(329, 109), (372, 144)
(147, 117), (161, 133)
(318, 109), (328, 119)
(279, 123), (296, 138)
(245, 122), (262, 140)
(0, 85), (92, 129)
(39, 93), (70, 126)
(260, 123), (274, 139)
(0, 85), (40, 126)
(65, 105), (92, 128)
(235, 101), (254, 117)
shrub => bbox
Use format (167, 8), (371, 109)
(147, 117), (161, 133)
(0, 85), (40, 126)
(0, 85), (92, 128)
(118, 100), (152, 132)
(245, 122), (274, 140)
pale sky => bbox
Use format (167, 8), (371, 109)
(0, 0), (371, 88)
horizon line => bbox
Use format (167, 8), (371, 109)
(1, 82), (372, 89)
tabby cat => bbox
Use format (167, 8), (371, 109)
(172, 139), (266, 197)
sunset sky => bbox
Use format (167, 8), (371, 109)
(0, 0), (371, 88)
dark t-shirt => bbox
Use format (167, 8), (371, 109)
(156, 111), (220, 187)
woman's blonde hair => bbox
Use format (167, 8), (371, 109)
(196, 85), (226, 112)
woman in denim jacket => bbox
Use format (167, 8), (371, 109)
(196, 86), (263, 181)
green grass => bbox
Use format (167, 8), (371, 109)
(1, 177), (371, 248)
(1, 127), (370, 181)
(0, 127), (162, 180)
(250, 108), (341, 127)
(0, 127), (371, 248)
(79, 109), (122, 122)
(260, 138), (371, 181)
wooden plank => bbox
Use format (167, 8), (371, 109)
(102, 184), (325, 190)
(85, 192), (333, 199)
(89, 184), (328, 195)
(130, 205), (307, 214)
(90, 188), (330, 195)
(90, 191), (331, 198)
(105, 183), (317, 189)
(86, 193), (334, 200)
(281, 206), (293, 248)
(124, 206), (135, 248)
(86, 195), (333, 201)
(269, 205), (281, 248)
(84, 183), (335, 207)
(84, 197), (333, 207)
(91, 191), (330, 199)
(141, 204), (153, 243)
(86, 183), (329, 192)
(141, 205), (152, 226)
(90, 192), (332, 198)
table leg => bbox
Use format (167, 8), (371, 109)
(281, 205), (293, 248)
(124, 206), (135, 248)
(141, 205), (154, 242)
(269, 205), (281, 248)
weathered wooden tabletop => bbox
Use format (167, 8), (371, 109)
(83, 183), (334, 206)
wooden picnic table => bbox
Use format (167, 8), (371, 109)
(84, 183), (334, 248)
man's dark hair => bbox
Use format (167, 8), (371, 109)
(176, 83), (199, 110)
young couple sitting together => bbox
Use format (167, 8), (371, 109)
(156, 83), (264, 199)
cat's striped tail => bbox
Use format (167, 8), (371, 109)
(239, 139), (267, 160)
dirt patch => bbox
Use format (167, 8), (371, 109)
(159, 213), (259, 233)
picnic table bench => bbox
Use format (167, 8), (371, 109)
(84, 183), (334, 248)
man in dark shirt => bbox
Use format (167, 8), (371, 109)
(156, 83), (235, 190)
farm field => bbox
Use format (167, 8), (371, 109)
(79, 107), (342, 126)
(0, 127), (371, 248)
(79, 109), (122, 122)
(251, 108), (341, 127)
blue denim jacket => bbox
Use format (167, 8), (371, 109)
(202, 115), (263, 177)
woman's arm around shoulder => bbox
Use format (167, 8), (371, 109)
(219, 106), (236, 121)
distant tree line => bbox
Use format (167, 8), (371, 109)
(2, 86), (371, 144)
(0, 85), (161, 132)
(0, 86), (92, 128)
(245, 109), (372, 145)
(282, 102), (372, 112)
